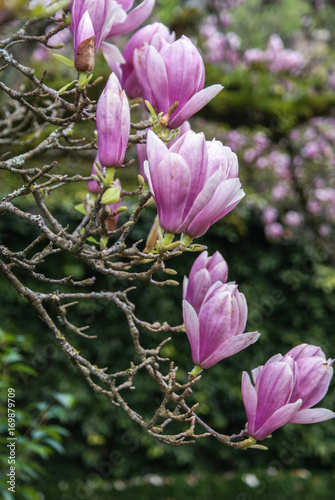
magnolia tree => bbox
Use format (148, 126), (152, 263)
(0, 0), (334, 451)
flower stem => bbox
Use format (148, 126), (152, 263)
(189, 365), (203, 378)
(162, 232), (174, 247)
(104, 167), (115, 186)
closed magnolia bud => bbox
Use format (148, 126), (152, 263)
(73, 9), (96, 73)
(75, 36), (96, 73)
(96, 73), (130, 168)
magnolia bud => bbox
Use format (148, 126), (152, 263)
(75, 36), (96, 73)
(101, 186), (121, 205)
(97, 74), (130, 168)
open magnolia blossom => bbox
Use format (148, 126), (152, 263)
(144, 130), (245, 238)
(183, 251), (259, 369)
(132, 34), (223, 128)
(183, 282), (260, 369)
(242, 344), (335, 441)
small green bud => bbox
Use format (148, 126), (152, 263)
(123, 221), (134, 228)
(164, 268), (178, 275)
(186, 244), (208, 252)
(171, 250), (183, 257)
(137, 174), (145, 187)
(165, 280), (179, 286)
(115, 206), (128, 214)
(164, 241), (182, 251)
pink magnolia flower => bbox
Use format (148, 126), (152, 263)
(133, 35), (223, 128)
(242, 344), (334, 441)
(183, 281), (259, 369)
(262, 206), (278, 224)
(144, 130), (245, 238)
(265, 222), (284, 239)
(71, 0), (155, 72)
(183, 251), (229, 314)
(96, 73), (130, 168)
(244, 48), (264, 65)
(284, 210), (303, 227)
(71, 0), (125, 72)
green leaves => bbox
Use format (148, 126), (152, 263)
(53, 54), (74, 68)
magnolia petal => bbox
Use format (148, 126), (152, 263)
(254, 362), (295, 430)
(143, 160), (154, 196)
(201, 281), (227, 306)
(288, 407), (335, 424)
(183, 300), (201, 365)
(251, 366), (264, 385)
(187, 251), (209, 284)
(100, 41), (126, 63)
(251, 354), (283, 384)
(96, 74), (130, 167)
(197, 292), (240, 363)
(200, 331), (260, 369)
(253, 400), (302, 441)
(119, 0), (134, 11)
(207, 140), (239, 179)
(285, 343), (326, 361)
(209, 179), (245, 224)
(146, 130), (169, 172)
(144, 45), (170, 114)
(235, 291), (248, 335)
(108, 0), (155, 37)
(186, 269), (212, 313)
(241, 371), (258, 436)
(169, 131), (208, 213)
(290, 357), (333, 409)
(169, 84), (223, 128)
(164, 36), (205, 110)
(99, 1), (127, 45)
(185, 178), (244, 238)
(177, 167), (222, 234)
(150, 153), (191, 233)
(74, 10), (95, 53)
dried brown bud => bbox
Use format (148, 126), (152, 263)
(75, 36), (96, 73)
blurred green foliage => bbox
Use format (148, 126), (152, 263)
(0, 329), (75, 500)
